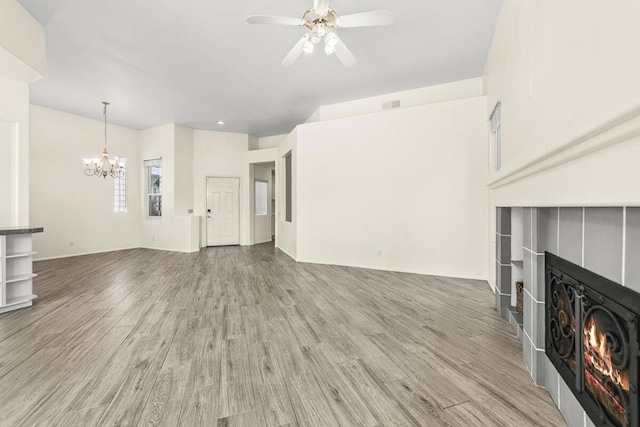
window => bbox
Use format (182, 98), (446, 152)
(255, 180), (268, 216)
(490, 102), (502, 171)
(144, 158), (162, 217)
(113, 156), (126, 213)
(285, 152), (292, 222)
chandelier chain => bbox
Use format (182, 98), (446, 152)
(103, 102), (108, 150)
(83, 101), (123, 179)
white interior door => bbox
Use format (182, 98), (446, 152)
(206, 177), (240, 246)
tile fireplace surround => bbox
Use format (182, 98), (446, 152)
(495, 207), (640, 427)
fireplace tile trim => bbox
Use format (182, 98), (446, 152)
(559, 207), (584, 266)
(625, 208), (640, 293)
(535, 208), (559, 254)
(584, 207), (624, 284)
(494, 206), (640, 427)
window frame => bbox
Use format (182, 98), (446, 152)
(490, 102), (502, 172)
(144, 158), (163, 218)
(284, 151), (292, 223)
(254, 179), (268, 216)
(113, 156), (127, 213)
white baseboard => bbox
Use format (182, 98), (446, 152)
(139, 245), (200, 254)
(276, 245), (297, 261)
(35, 246), (139, 261)
(254, 238), (273, 245)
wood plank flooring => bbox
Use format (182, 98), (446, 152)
(0, 244), (567, 426)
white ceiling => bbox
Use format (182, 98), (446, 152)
(18, 0), (503, 137)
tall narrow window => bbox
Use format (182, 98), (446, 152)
(490, 102), (502, 171)
(113, 156), (126, 213)
(285, 152), (292, 222)
(255, 180), (268, 216)
(145, 158), (162, 217)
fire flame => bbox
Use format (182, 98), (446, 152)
(583, 316), (629, 391)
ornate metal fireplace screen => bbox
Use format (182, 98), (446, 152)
(546, 253), (640, 427)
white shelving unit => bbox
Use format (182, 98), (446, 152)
(0, 231), (40, 314)
(510, 207), (524, 308)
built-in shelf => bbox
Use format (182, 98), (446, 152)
(5, 294), (37, 307)
(508, 306), (524, 344)
(6, 273), (37, 284)
(6, 251), (37, 259)
(508, 305), (523, 325)
(0, 229), (43, 314)
(510, 208), (525, 309)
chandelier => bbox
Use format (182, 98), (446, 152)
(83, 101), (124, 179)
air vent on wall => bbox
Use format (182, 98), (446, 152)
(382, 100), (401, 110)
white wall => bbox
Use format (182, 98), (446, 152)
(276, 129), (297, 259)
(139, 124), (175, 215)
(174, 124), (194, 215)
(485, 0), (640, 181)
(0, 0), (45, 83)
(0, 76), (29, 226)
(28, 116), (252, 256)
(0, 119), (14, 224)
(248, 135), (259, 151)
(305, 109), (320, 124)
(484, 0), (640, 287)
(258, 134), (287, 150)
(253, 163), (274, 244)
(317, 78), (483, 122)
(138, 124), (200, 253)
(29, 105), (141, 259)
(0, 0), (44, 227)
(193, 130), (249, 246)
(295, 97), (488, 279)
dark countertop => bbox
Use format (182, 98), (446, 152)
(0, 226), (44, 235)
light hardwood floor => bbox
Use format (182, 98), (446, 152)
(0, 244), (566, 426)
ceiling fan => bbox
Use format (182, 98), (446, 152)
(247, 0), (394, 67)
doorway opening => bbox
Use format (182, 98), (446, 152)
(251, 162), (275, 245)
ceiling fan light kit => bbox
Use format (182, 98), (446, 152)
(247, 0), (394, 67)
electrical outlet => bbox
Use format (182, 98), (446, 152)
(151, 235), (155, 242)
(69, 241), (74, 247)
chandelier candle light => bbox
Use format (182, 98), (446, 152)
(83, 101), (124, 179)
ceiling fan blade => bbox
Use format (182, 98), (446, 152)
(313, 0), (330, 16)
(282, 35), (309, 67)
(247, 15), (304, 26)
(336, 10), (394, 28)
(333, 34), (356, 67)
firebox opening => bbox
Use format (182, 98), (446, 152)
(546, 253), (639, 427)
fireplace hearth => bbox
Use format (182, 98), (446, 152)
(546, 253), (640, 427)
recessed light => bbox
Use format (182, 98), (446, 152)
(217, 121), (225, 125)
